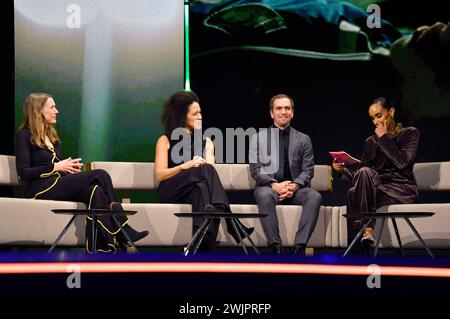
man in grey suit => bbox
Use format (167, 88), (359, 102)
(249, 94), (321, 255)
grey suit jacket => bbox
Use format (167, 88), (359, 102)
(249, 126), (315, 188)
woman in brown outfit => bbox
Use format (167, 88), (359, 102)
(332, 97), (420, 249)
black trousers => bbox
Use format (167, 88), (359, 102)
(35, 169), (127, 252)
(158, 164), (234, 251)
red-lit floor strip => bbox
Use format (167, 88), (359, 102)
(1, 262), (450, 277)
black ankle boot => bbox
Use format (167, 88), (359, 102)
(204, 204), (215, 212)
(270, 243), (282, 255)
(226, 219), (254, 244)
(291, 244), (306, 256)
(116, 224), (149, 246)
(109, 202), (124, 211)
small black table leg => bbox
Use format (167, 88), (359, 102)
(374, 218), (386, 257)
(231, 218), (260, 254)
(236, 223), (259, 255)
(230, 218), (248, 255)
(111, 215), (139, 253)
(192, 218), (214, 255)
(404, 217), (435, 258)
(343, 219), (373, 257)
(184, 218), (208, 256)
(246, 236), (260, 254)
(391, 218), (405, 257)
(92, 215), (97, 253)
(183, 217), (210, 255)
(47, 215), (78, 253)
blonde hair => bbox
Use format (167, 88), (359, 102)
(18, 93), (60, 148)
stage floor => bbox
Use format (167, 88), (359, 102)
(1, 248), (450, 306)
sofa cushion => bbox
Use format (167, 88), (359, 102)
(123, 203), (327, 247)
(121, 203), (192, 246)
(376, 204), (450, 249)
(225, 204), (327, 247)
(87, 162), (157, 190)
(0, 197), (86, 245)
(89, 161), (332, 191)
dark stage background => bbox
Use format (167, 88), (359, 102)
(188, 0), (450, 205)
(1, 0), (449, 206)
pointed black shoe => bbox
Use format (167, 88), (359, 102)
(291, 244), (306, 256)
(226, 219), (254, 244)
(116, 224), (149, 246)
(270, 243), (282, 255)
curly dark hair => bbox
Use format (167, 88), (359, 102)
(161, 90), (199, 133)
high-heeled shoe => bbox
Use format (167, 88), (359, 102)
(204, 204), (254, 243)
(109, 201), (124, 211)
(116, 224), (149, 246)
(226, 219), (254, 244)
(361, 227), (375, 245)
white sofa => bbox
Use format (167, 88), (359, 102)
(0, 155), (332, 248)
(87, 162), (332, 248)
(2, 153), (450, 251)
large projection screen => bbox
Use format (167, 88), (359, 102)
(14, 0), (184, 162)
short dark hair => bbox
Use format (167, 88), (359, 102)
(161, 90), (199, 133)
(269, 94), (294, 111)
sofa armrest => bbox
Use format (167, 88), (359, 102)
(0, 155), (20, 186)
(414, 162), (450, 191)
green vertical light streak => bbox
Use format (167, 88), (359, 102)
(184, 1), (190, 90)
